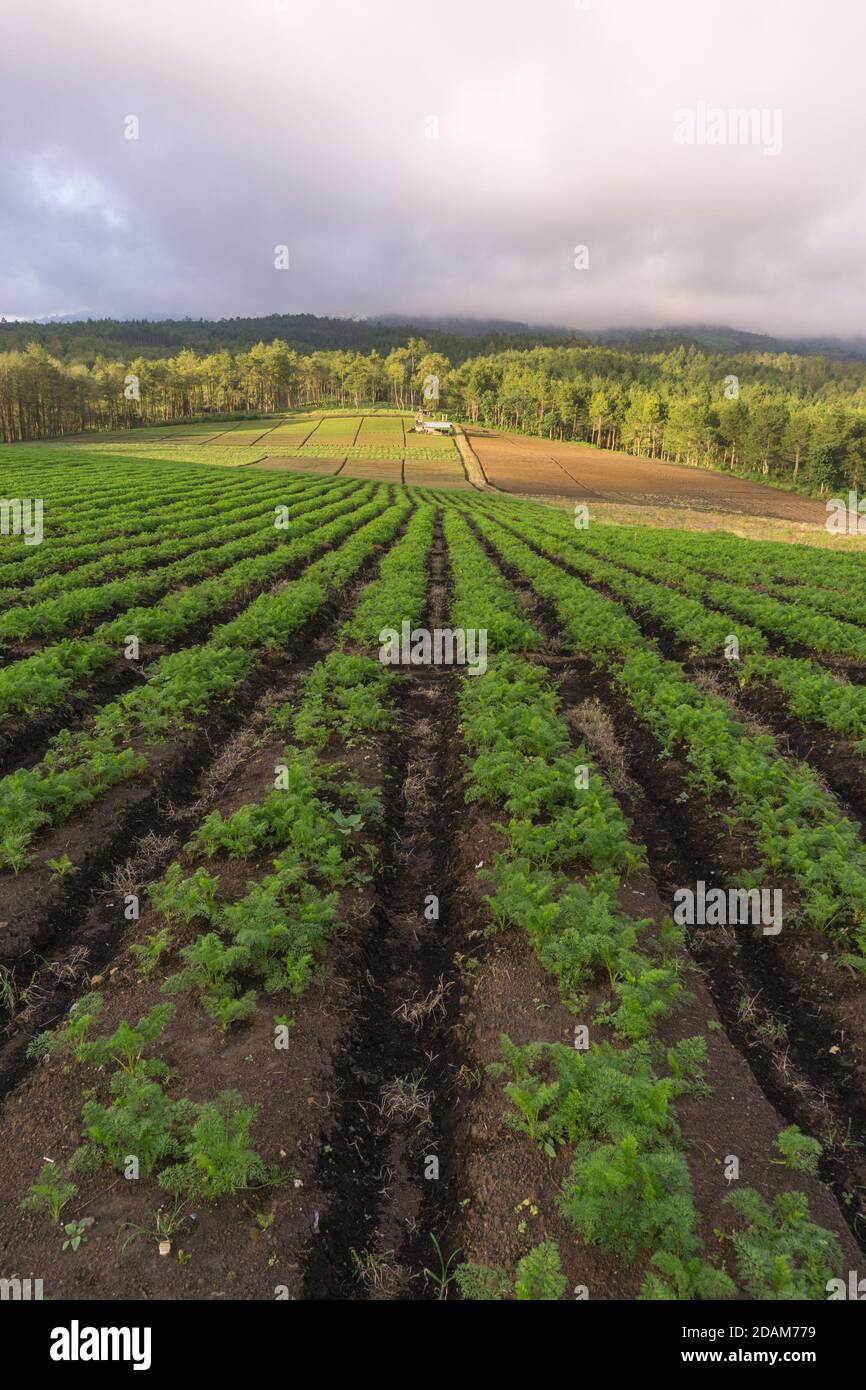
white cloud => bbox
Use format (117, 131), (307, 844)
(30, 154), (126, 231)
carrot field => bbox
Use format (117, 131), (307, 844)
(2, 442), (866, 1302)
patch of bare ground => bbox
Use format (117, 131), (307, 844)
(522, 495), (866, 547)
(467, 428), (835, 527)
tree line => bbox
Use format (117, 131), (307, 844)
(3, 337), (866, 493)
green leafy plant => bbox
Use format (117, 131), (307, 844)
(161, 932), (250, 1013)
(454, 1242), (566, 1301)
(723, 1188), (842, 1300)
(21, 1163), (77, 1225)
(560, 1133), (697, 1265)
(514, 1241), (567, 1300)
(639, 1251), (735, 1301)
(157, 1090), (272, 1200)
(454, 1262), (510, 1301)
(78, 1003), (175, 1075)
(71, 1072), (194, 1177)
(62, 1219), (88, 1252)
(149, 864), (220, 924)
(46, 853), (76, 879)
(774, 1125), (822, 1175)
(27, 991), (104, 1063)
(130, 926), (173, 979)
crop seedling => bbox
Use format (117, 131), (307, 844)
(72, 1072), (195, 1177)
(47, 853), (76, 879)
(639, 1252), (736, 1301)
(454, 1242), (566, 1301)
(27, 991), (105, 1064)
(423, 1233), (462, 1300)
(130, 926), (173, 979)
(77, 1002), (175, 1075)
(62, 1219), (89, 1252)
(454, 1262), (511, 1301)
(560, 1133), (698, 1264)
(514, 1241), (567, 1300)
(149, 864), (220, 924)
(773, 1125), (823, 1175)
(21, 1163), (77, 1226)
(722, 1189), (843, 1299)
(158, 1090), (273, 1200)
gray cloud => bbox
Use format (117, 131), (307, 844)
(2, 0), (865, 335)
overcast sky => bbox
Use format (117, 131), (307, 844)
(2, 0), (865, 336)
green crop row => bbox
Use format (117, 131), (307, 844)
(621, 522), (866, 612)
(0, 483), (369, 721)
(0, 474), (319, 603)
(0, 494), (410, 871)
(18, 504), (439, 1230)
(18, 741), (378, 1218)
(0, 482), (363, 644)
(469, 507), (866, 948)
(445, 518), (840, 1299)
(444, 508), (539, 651)
(486, 504), (866, 748)
(0, 467), (322, 583)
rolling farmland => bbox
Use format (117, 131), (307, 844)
(50, 412), (473, 489)
(1, 433), (866, 1303)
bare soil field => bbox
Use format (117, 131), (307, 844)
(468, 428), (828, 524)
(404, 463), (473, 489)
(254, 456), (345, 474)
(254, 455), (472, 488)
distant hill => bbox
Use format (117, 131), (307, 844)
(591, 324), (866, 361)
(1, 310), (865, 364)
(0, 312), (578, 364)
(375, 313), (584, 340)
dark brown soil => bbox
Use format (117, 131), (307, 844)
(303, 522), (470, 1298)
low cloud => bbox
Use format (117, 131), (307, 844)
(1, 0), (864, 336)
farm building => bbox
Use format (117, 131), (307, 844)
(414, 414), (454, 434)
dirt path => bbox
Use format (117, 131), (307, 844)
(302, 520), (466, 1298)
(452, 426), (491, 490)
